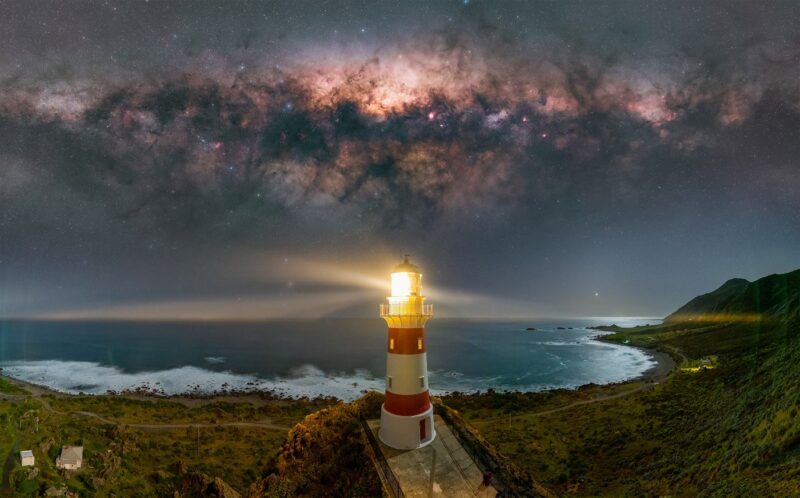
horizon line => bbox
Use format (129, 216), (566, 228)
(0, 315), (665, 323)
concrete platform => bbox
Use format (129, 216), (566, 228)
(367, 415), (497, 498)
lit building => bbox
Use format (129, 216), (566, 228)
(379, 256), (435, 449)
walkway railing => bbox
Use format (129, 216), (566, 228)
(360, 417), (405, 498)
(448, 426), (511, 495)
(434, 403), (517, 496)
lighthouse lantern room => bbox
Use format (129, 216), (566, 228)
(379, 255), (435, 450)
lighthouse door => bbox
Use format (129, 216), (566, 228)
(419, 419), (426, 440)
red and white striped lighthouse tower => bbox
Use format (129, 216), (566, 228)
(379, 255), (435, 449)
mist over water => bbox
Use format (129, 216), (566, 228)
(0, 318), (658, 400)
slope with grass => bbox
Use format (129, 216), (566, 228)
(446, 267), (800, 496)
(0, 388), (333, 497)
(666, 268), (800, 323)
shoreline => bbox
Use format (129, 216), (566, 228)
(0, 323), (675, 403)
(0, 370), (342, 408)
(0, 326), (676, 403)
(629, 347), (675, 382)
(589, 328), (676, 383)
(1, 350), (675, 406)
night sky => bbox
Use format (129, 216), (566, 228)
(1, 1), (799, 320)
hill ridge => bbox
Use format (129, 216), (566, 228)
(666, 268), (800, 323)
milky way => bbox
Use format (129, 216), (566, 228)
(1, 1), (799, 317)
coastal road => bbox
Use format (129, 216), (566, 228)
(501, 382), (655, 421)
(1, 388), (290, 433)
(475, 381), (658, 427)
(69, 410), (290, 432)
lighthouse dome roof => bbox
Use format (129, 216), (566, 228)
(393, 255), (420, 273)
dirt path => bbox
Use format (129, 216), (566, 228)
(663, 344), (689, 366)
(1, 380), (290, 433)
(513, 383), (653, 419)
(69, 409), (289, 431)
(0, 394), (26, 403)
(476, 381), (657, 425)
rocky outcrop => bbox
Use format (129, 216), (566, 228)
(152, 460), (241, 498)
(247, 392), (383, 498)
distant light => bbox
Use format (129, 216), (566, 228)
(594, 292), (599, 297)
(428, 111), (436, 121)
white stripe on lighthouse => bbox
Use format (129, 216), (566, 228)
(385, 352), (429, 395)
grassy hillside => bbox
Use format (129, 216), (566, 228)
(666, 268), (800, 323)
(0, 391), (333, 497)
(447, 269), (800, 496)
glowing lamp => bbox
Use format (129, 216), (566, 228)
(391, 272), (412, 296)
(390, 255), (422, 297)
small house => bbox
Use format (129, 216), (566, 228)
(55, 445), (83, 470)
(20, 450), (34, 466)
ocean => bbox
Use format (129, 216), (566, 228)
(0, 317), (659, 400)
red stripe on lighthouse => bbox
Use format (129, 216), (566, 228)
(387, 328), (425, 354)
(384, 391), (430, 416)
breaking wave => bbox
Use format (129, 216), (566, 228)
(0, 361), (386, 401)
(0, 352), (656, 401)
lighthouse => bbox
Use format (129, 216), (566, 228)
(379, 255), (435, 449)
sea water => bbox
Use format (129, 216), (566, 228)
(0, 317), (659, 400)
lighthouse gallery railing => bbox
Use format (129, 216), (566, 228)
(379, 303), (433, 317)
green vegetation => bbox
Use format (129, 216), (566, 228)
(666, 268), (800, 323)
(47, 394), (324, 427)
(0, 390), (334, 497)
(247, 392), (384, 498)
(0, 376), (28, 395)
(446, 267), (800, 496)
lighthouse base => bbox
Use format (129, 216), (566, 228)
(379, 404), (436, 450)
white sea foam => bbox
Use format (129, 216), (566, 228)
(0, 339), (657, 400)
(203, 357), (226, 364)
(0, 360), (385, 401)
